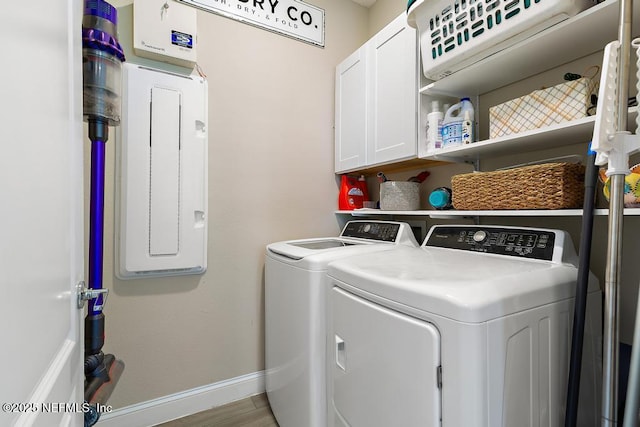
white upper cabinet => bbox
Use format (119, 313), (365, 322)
(335, 13), (418, 173)
(366, 14), (418, 167)
(335, 48), (367, 172)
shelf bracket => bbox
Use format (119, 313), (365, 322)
(468, 156), (480, 172)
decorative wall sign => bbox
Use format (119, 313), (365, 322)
(177, 0), (325, 47)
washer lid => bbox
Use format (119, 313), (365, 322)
(268, 237), (369, 261)
(266, 221), (419, 270)
(328, 246), (596, 323)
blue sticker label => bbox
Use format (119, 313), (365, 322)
(171, 30), (193, 49)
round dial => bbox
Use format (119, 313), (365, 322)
(363, 224), (371, 233)
(472, 230), (488, 243)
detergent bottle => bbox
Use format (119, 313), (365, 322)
(442, 98), (474, 147)
(338, 175), (364, 210)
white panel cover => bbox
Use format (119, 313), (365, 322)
(149, 87), (181, 256)
(116, 63), (208, 278)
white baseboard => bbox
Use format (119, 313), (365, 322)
(96, 371), (265, 427)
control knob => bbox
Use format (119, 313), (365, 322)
(472, 230), (488, 243)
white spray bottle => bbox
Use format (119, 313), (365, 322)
(426, 100), (443, 152)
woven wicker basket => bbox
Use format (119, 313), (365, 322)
(451, 162), (585, 210)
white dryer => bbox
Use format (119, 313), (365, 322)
(327, 225), (602, 427)
(265, 221), (419, 427)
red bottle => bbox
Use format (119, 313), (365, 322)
(338, 175), (364, 210)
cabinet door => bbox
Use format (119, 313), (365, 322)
(367, 14), (417, 166)
(335, 48), (367, 173)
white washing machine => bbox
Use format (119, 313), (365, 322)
(265, 221), (419, 427)
(327, 225), (602, 427)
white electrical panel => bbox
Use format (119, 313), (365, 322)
(134, 0), (197, 68)
(116, 63), (208, 279)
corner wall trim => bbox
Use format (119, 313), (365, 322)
(97, 371), (265, 427)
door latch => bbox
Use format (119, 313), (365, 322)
(77, 281), (109, 310)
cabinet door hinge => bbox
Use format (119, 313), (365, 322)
(437, 365), (442, 389)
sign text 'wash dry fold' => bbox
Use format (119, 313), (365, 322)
(177, 0), (325, 47)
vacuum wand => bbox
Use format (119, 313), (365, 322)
(86, 122), (107, 357)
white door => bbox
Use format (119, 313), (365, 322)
(331, 287), (441, 427)
(334, 47), (367, 173)
(367, 13), (418, 166)
(0, 1), (84, 426)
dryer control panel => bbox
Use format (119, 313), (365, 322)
(424, 226), (556, 261)
(341, 221), (401, 242)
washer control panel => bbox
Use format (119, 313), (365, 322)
(341, 221), (402, 242)
(425, 226), (556, 261)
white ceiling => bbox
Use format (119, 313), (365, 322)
(351, 0), (378, 7)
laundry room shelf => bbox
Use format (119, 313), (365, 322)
(423, 117), (595, 163)
(336, 208), (640, 218)
(420, 108), (637, 163)
(418, 0), (640, 97)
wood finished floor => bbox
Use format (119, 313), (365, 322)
(154, 393), (279, 427)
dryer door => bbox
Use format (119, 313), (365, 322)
(331, 287), (441, 427)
